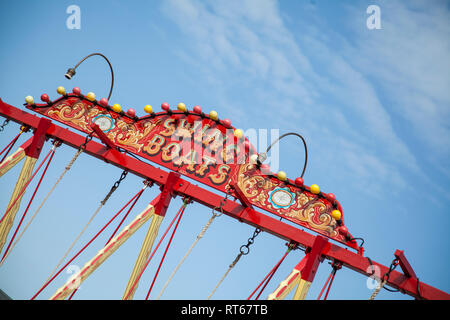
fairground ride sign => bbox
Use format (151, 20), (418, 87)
(26, 92), (358, 249)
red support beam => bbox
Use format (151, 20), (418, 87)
(231, 182), (254, 209)
(90, 123), (117, 150)
(154, 172), (180, 217)
(25, 118), (51, 159)
(300, 235), (328, 282)
(231, 182), (255, 222)
(394, 249), (417, 279)
(0, 99), (448, 300)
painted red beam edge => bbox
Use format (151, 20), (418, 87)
(395, 249), (417, 279)
(25, 118), (52, 158)
(90, 123), (117, 150)
(0, 99), (449, 300)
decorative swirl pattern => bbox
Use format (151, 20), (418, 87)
(48, 99), (157, 153)
(107, 119), (155, 152)
(48, 101), (91, 132)
(29, 95), (351, 246)
(236, 163), (338, 238)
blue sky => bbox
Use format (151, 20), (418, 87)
(0, 0), (449, 300)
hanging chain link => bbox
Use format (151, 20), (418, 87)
(59, 132), (94, 173)
(229, 228), (262, 273)
(210, 186), (262, 269)
(239, 228), (262, 256)
(101, 170), (128, 205)
(158, 189), (233, 300)
(369, 258), (399, 300)
(77, 131), (126, 206)
(211, 187), (233, 218)
(207, 226), (263, 299)
(80, 131), (94, 151)
(0, 119), (10, 132)
(382, 258), (400, 283)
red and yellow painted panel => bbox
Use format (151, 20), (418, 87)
(25, 91), (358, 249)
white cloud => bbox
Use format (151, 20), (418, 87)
(345, 0), (450, 174)
(160, 0), (449, 201)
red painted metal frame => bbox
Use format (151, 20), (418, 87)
(300, 235), (328, 282)
(90, 123), (117, 150)
(25, 94), (357, 248)
(0, 99), (449, 300)
(154, 172), (180, 217)
(231, 182), (254, 209)
(395, 249), (417, 279)
(24, 118), (51, 159)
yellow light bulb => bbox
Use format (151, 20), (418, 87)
(209, 110), (218, 120)
(177, 103), (187, 112)
(144, 105), (153, 114)
(86, 92), (96, 101)
(25, 96), (34, 105)
(112, 104), (122, 113)
(234, 129), (243, 139)
(331, 210), (342, 220)
(277, 171), (287, 181)
(310, 184), (320, 194)
(56, 86), (66, 95)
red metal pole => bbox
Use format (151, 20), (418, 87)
(24, 118), (51, 159)
(1, 100), (448, 300)
(300, 235), (328, 283)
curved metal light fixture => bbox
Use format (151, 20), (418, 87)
(258, 132), (308, 178)
(65, 53), (114, 100)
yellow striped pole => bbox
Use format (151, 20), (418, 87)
(122, 172), (179, 299)
(268, 255), (307, 300)
(0, 137), (32, 178)
(0, 156), (37, 253)
(0, 119), (51, 253)
(122, 213), (164, 299)
(268, 236), (329, 300)
(50, 203), (157, 300)
(292, 278), (312, 300)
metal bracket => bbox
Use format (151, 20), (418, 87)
(154, 171), (180, 217)
(301, 235), (329, 282)
(231, 182), (254, 209)
(394, 249), (417, 279)
(231, 182), (255, 222)
(90, 123), (116, 150)
(25, 118), (51, 159)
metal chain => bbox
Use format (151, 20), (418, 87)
(207, 227), (262, 300)
(157, 189), (233, 299)
(80, 132), (94, 151)
(0, 119), (9, 132)
(369, 258), (399, 300)
(211, 188), (233, 217)
(101, 170), (128, 205)
(239, 228), (262, 256)
(57, 132), (93, 174)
